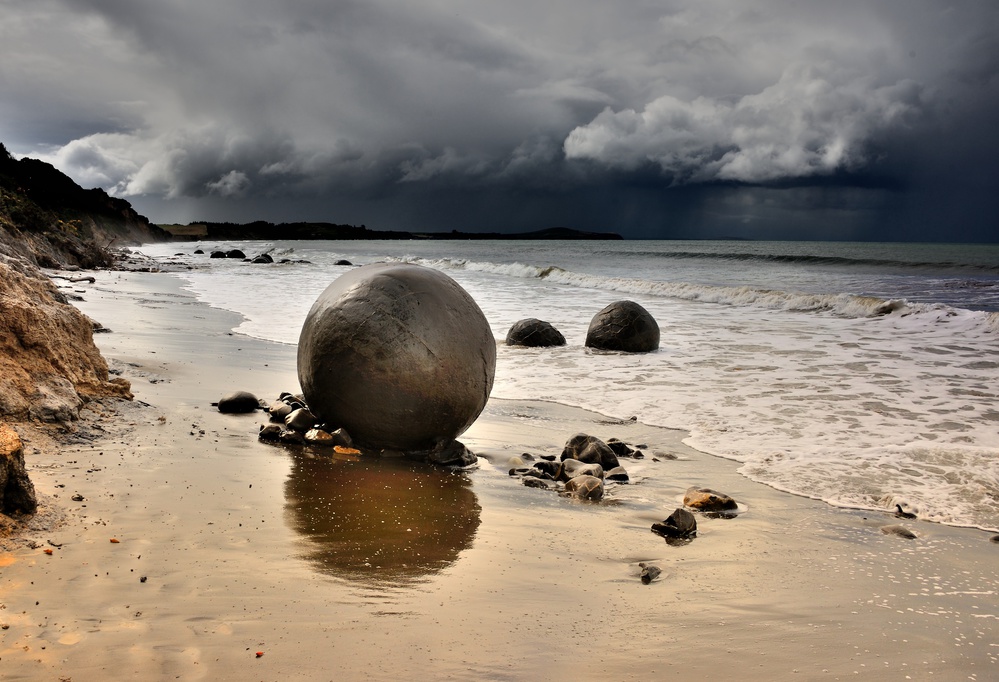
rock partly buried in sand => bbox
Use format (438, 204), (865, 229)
(505, 318), (566, 347)
(217, 390), (261, 414)
(585, 300), (660, 353)
(561, 433), (620, 470)
(990, 535), (999, 544)
(683, 486), (738, 512)
(258, 424), (282, 441)
(226, 249), (246, 259)
(0, 424), (37, 515)
(564, 474), (604, 501)
(639, 562), (662, 584)
(297, 262), (496, 452)
(652, 508), (697, 539)
(251, 253), (274, 264)
(881, 524), (917, 539)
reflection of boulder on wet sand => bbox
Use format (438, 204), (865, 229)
(284, 453), (480, 583)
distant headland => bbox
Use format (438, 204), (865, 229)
(159, 222), (624, 241)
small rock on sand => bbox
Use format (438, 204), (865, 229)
(880, 524), (917, 539)
(217, 391), (260, 414)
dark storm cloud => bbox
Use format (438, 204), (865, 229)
(2, 0), (997, 238)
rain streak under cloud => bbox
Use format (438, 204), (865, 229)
(1, 0), (997, 239)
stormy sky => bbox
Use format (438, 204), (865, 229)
(2, 0), (997, 240)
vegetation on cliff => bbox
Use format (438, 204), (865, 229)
(0, 142), (167, 268)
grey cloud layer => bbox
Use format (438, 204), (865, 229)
(2, 0), (996, 235)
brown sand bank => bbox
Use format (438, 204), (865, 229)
(1, 270), (997, 681)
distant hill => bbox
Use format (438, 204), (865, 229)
(162, 221), (623, 241)
(0, 142), (168, 268)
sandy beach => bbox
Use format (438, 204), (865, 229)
(1, 268), (997, 681)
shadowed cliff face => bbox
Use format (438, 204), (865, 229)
(0, 248), (131, 421)
(284, 451), (480, 584)
(0, 142), (168, 269)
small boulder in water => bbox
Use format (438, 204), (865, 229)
(561, 433), (620, 470)
(217, 390), (260, 414)
(564, 475), (604, 501)
(251, 253), (274, 264)
(210, 251), (227, 259)
(585, 300), (660, 353)
(226, 249), (246, 259)
(505, 318), (566, 347)
(683, 487), (738, 512)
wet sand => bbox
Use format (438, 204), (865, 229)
(1, 270), (997, 681)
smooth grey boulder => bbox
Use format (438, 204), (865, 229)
(505, 318), (566, 347)
(217, 390), (260, 414)
(297, 262), (496, 451)
(585, 300), (660, 353)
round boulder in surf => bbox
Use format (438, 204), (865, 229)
(297, 262), (496, 452)
(505, 318), (566, 347)
(585, 300), (660, 353)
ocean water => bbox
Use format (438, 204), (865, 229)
(137, 240), (999, 532)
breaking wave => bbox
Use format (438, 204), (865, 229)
(395, 256), (932, 320)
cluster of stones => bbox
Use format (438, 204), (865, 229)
(217, 388), (365, 454)
(196, 248), (320, 265)
(505, 300), (660, 353)
(255, 392), (359, 451)
(650, 487), (740, 544)
(506, 433), (644, 502)
(216, 389), (477, 467)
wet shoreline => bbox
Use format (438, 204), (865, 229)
(0, 269), (996, 680)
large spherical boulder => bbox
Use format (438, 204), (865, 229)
(297, 263), (496, 451)
(585, 300), (660, 352)
(505, 318), (566, 347)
